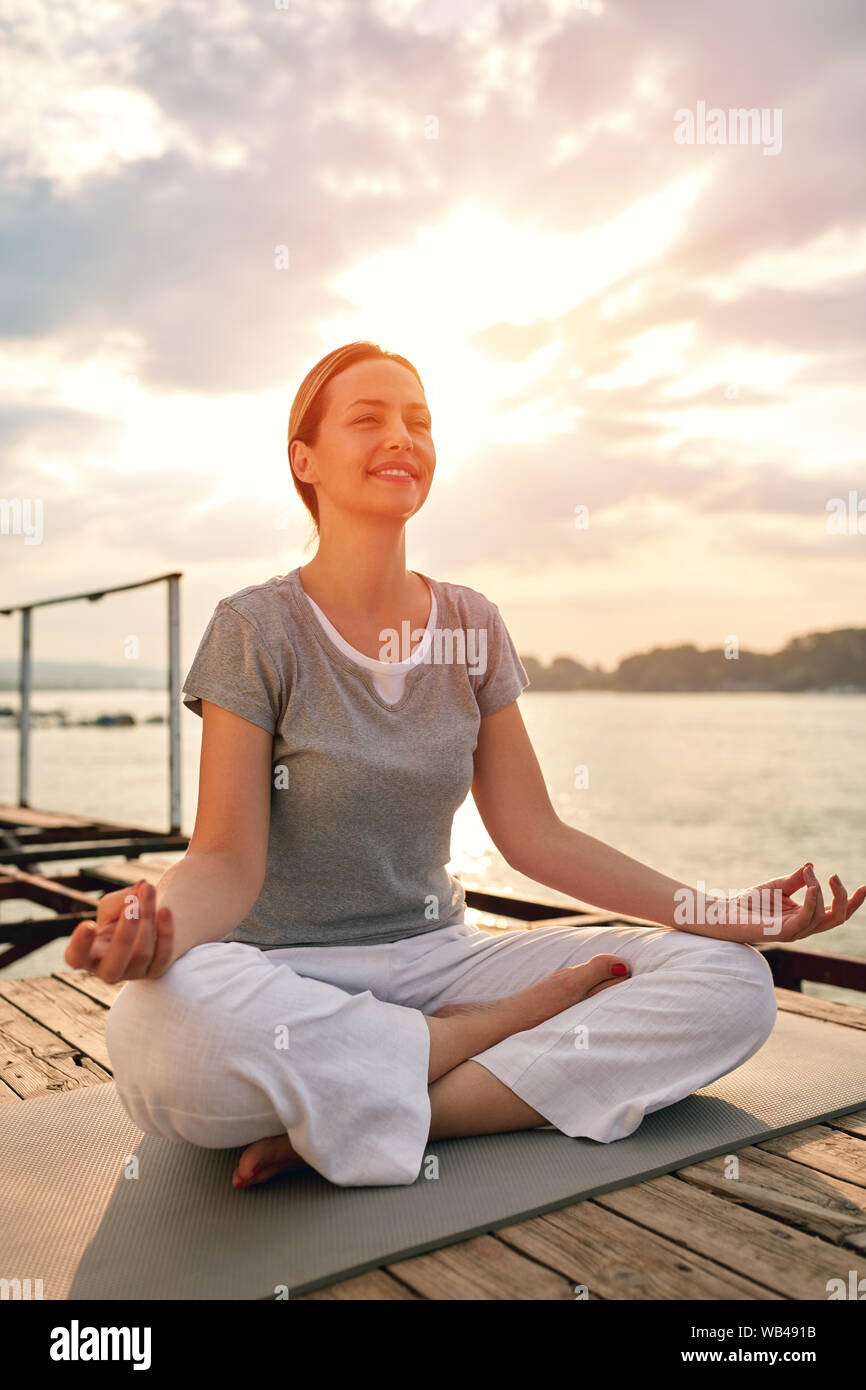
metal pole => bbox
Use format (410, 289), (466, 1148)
(18, 607), (32, 808)
(167, 575), (181, 834)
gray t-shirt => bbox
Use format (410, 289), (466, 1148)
(181, 566), (530, 949)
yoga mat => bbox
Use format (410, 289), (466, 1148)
(0, 1008), (862, 1300)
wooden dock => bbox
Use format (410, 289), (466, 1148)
(2, 852), (864, 1299)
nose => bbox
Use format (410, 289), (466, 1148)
(384, 423), (413, 448)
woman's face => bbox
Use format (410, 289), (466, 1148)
(292, 358), (436, 526)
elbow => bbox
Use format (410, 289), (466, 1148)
(183, 845), (266, 911)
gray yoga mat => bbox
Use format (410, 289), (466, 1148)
(0, 1008), (863, 1300)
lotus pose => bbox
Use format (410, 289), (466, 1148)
(66, 342), (866, 1191)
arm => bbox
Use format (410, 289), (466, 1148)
(152, 846), (266, 971)
(470, 700), (701, 931)
(159, 698), (273, 966)
(65, 699), (273, 980)
(471, 702), (865, 941)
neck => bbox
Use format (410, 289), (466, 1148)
(299, 517), (415, 616)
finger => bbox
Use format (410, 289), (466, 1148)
(807, 873), (849, 936)
(786, 882), (821, 939)
(844, 884), (866, 921)
(96, 881), (141, 927)
(146, 906), (175, 977)
(118, 880), (146, 926)
(767, 864), (810, 896)
(121, 880), (161, 980)
(64, 920), (97, 969)
(99, 881), (154, 982)
(802, 864), (825, 930)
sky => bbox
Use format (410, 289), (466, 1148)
(1, 0), (865, 676)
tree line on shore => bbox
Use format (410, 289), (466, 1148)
(521, 627), (866, 692)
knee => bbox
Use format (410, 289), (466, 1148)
(657, 931), (777, 1043)
(104, 978), (156, 1088)
(741, 946), (778, 1045)
(703, 940), (778, 1051)
(104, 961), (234, 1118)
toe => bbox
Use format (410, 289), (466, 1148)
(235, 1134), (287, 1183)
(582, 953), (629, 983)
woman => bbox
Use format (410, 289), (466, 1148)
(66, 340), (865, 1191)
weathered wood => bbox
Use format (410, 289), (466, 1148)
(0, 867), (112, 910)
(825, 1109), (866, 1137)
(757, 1124), (866, 1189)
(494, 1202), (783, 1299)
(297, 1269), (421, 1300)
(0, 975), (115, 1072)
(2, 961), (864, 1301)
(763, 944), (866, 994)
(0, 1077), (20, 1104)
(85, 859), (178, 888)
(384, 1232), (580, 1300)
(53, 969), (125, 1010)
(0, 990), (112, 1099)
(675, 1147), (866, 1250)
(595, 1172), (855, 1299)
(0, 805), (95, 829)
(528, 913), (637, 929)
(774, 986), (866, 1030)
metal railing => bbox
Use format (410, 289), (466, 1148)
(1, 572), (184, 833)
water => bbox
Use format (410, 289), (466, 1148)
(2, 690), (864, 1005)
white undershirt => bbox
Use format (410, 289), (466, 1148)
(302, 578), (437, 704)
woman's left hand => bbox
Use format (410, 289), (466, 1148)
(722, 862), (866, 943)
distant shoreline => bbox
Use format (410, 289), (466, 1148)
(1, 686), (864, 731)
(1, 625), (864, 699)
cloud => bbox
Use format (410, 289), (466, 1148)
(1, 0), (863, 661)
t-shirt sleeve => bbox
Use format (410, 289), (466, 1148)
(473, 598), (531, 717)
(182, 601), (283, 735)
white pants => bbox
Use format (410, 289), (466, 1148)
(104, 919), (778, 1187)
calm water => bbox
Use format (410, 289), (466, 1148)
(2, 690), (864, 1004)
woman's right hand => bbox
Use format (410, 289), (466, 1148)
(64, 878), (174, 982)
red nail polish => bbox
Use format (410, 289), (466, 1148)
(611, 963), (628, 977)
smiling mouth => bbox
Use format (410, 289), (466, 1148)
(370, 468), (416, 480)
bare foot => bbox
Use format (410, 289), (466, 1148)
(232, 1133), (310, 1190)
(233, 954), (631, 1188)
(432, 953), (630, 1038)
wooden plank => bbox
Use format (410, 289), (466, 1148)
(87, 859), (178, 888)
(674, 1147), (866, 1251)
(0, 805), (96, 829)
(53, 969), (124, 1010)
(297, 1270), (421, 1300)
(0, 867), (110, 909)
(594, 1172), (854, 1298)
(0, 804), (178, 843)
(383, 1232), (581, 1300)
(0, 1077), (21, 1105)
(494, 1202), (782, 1299)
(757, 1124), (866, 1189)
(774, 986), (866, 1030)
(0, 976), (115, 1072)
(825, 1109), (866, 1137)
(528, 914), (636, 929)
(766, 945), (866, 995)
(42, 972), (866, 1028)
(0, 990), (112, 1099)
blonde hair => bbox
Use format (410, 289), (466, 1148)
(287, 341), (425, 548)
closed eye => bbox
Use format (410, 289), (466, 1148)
(354, 415), (431, 428)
